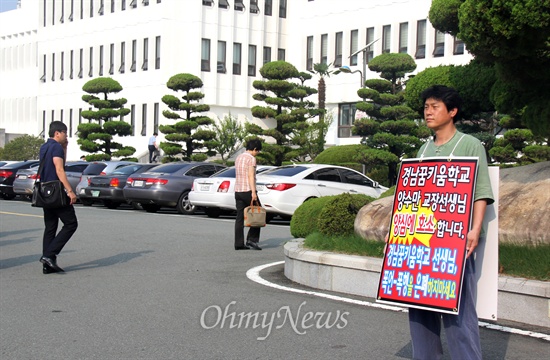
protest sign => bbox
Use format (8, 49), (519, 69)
(376, 157), (478, 314)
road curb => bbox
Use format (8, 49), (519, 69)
(283, 239), (550, 329)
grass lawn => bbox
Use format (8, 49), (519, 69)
(303, 232), (550, 281)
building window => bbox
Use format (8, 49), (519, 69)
(320, 34), (328, 65)
(250, 0), (260, 14)
(99, 45), (104, 76)
(334, 32), (343, 67)
(233, 42), (241, 75)
(109, 43), (114, 74)
(141, 104), (147, 136)
(99, 0), (104, 15)
(143, 0), (149, 6)
(279, 0), (286, 18)
(350, 30), (358, 66)
(40, 55), (46, 82)
(80, 0), (83, 19)
(399, 22), (408, 54)
(155, 36), (161, 69)
(154, 103), (159, 133)
(119, 41), (126, 73)
(277, 48), (285, 61)
(60, 0), (64, 23)
(111, 0), (115, 13)
(219, 0), (229, 9)
(264, 0), (272, 16)
(131, 40), (137, 72)
(366, 27), (375, 63)
(382, 25), (391, 53)
(122, 0), (126, 10)
(415, 20), (426, 59)
(201, 38), (211, 72)
(69, 109), (73, 136)
(306, 36), (313, 70)
(235, 0), (245, 11)
(202, 0), (214, 6)
(263, 46), (271, 65)
(60, 52), (64, 80)
(217, 41), (226, 73)
(453, 37), (464, 55)
(60, 109), (64, 123)
(248, 45), (256, 76)
(51, 53), (55, 82)
(79, 108), (82, 125)
(68, 0), (74, 21)
(90, 0), (94, 18)
(338, 103), (357, 138)
(142, 38), (148, 71)
(70, 50), (74, 79)
(128, 104), (134, 135)
(130, 0), (137, 8)
(78, 48), (83, 78)
(433, 30), (445, 57)
(89, 46), (93, 77)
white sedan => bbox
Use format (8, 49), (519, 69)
(189, 165), (275, 218)
(255, 164), (388, 217)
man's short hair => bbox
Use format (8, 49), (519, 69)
(421, 85), (463, 122)
(48, 121), (68, 138)
(153, 132), (158, 136)
(245, 139), (263, 151)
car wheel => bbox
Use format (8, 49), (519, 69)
(80, 199), (93, 206)
(205, 207), (221, 218)
(131, 202), (143, 210)
(3, 193), (16, 200)
(176, 191), (196, 215)
(104, 201), (120, 209)
(266, 213), (275, 224)
(142, 204), (160, 213)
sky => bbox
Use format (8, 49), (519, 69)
(0, 0), (19, 13)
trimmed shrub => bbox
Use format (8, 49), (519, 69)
(317, 193), (374, 237)
(314, 145), (364, 164)
(290, 196), (337, 238)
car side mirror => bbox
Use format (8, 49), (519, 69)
(372, 181), (379, 188)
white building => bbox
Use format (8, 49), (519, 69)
(0, 0), (473, 159)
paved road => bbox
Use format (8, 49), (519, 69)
(1, 200), (548, 359)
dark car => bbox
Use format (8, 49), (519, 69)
(13, 161), (88, 198)
(123, 162), (226, 214)
(84, 163), (159, 209)
(0, 160), (40, 199)
(76, 160), (136, 205)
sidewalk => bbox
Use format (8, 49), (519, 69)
(284, 239), (550, 329)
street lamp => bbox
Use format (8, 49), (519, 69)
(339, 38), (380, 88)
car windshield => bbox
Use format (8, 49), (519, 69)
(213, 168), (236, 178)
(260, 165), (307, 177)
(147, 163), (189, 174)
(111, 165), (144, 175)
(82, 163), (107, 175)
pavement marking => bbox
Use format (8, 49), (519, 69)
(247, 261), (550, 342)
(0, 211), (43, 218)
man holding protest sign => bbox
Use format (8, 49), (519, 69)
(408, 85), (494, 359)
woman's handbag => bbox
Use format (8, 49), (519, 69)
(31, 144), (69, 209)
(244, 200), (267, 227)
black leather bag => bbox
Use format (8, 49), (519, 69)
(31, 144), (69, 209)
(32, 180), (69, 208)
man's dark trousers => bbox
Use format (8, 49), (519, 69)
(43, 205), (78, 259)
(234, 191), (261, 247)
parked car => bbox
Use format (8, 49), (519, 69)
(76, 160), (136, 205)
(123, 162), (226, 214)
(189, 165), (275, 218)
(13, 161), (88, 198)
(0, 160), (40, 199)
(255, 164), (388, 218)
(83, 163), (159, 209)
(0, 161), (19, 168)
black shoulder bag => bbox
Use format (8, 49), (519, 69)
(31, 144), (69, 208)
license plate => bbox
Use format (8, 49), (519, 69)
(200, 184), (210, 191)
(18, 175), (28, 180)
(256, 185), (264, 191)
(91, 190), (100, 197)
(134, 180), (144, 187)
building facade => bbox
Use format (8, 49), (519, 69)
(0, 0), (473, 159)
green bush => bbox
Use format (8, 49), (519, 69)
(317, 193), (374, 237)
(290, 196), (336, 238)
(314, 145), (364, 164)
